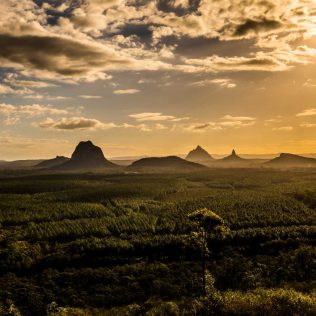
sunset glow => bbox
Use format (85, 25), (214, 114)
(0, 0), (316, 160)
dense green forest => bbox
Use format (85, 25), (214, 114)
(0, 169), (315, 315)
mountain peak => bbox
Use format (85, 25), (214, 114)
(71, 140), (104, 161)
(221, 149), (246, 162)
(186, 145), (214, 162)
(57, 140), (117, 170)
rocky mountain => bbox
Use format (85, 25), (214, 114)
(186, 145), (214, 163)
(128, 156), (207, 172)
(35, 156), (69, 169)
(265, 153), (316, 168)
(220, 149), (246, 162)
(56, 141), (117, 170)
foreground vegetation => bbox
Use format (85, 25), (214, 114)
(0, 169), (315, 315)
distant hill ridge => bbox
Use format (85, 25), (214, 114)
(35, 156), (69, 169)
(265, 153), (316, 167)
(1, 142), (316, 171)
(128, 156), (207, 172)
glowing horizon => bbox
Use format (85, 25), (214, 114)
(0, 0), (316, 160)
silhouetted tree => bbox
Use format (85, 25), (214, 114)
(188, 208), (228, 297)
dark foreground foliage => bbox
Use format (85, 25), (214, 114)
(0, 169), (315, 315)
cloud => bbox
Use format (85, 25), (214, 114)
(220, 120), (255, 127)
(222, 115), (256, 121)
(0, 103), (68, 116)
(296, 108), (316, 117)
(135, 123), (152, 132)
(0, 33), (134, 82)
(4, 73), (57, 88)
(233, 19), (282, 37)
(4, 116), (20, 126)
(265, 116), (283, 124)
(37, 116), (169, 132)
(23, 95), (71, 100)
(184, 53), (291, 73)
(0, 0), (315, 86)
(300, 123), (316, 128)
(38, 116), (118, 131)
(113, 89), (140, 95)
(79, 95), (102, 99)
(0, 85), (16, 94)
(0, 84), (33, 95)
(178, 113), (256, 133)
(303, 79), (316, 88)
(272, 126), (293, 131)
(129, 112), (188, 122)
(155, 123), (168, 130)
(192, 78), (236, 88)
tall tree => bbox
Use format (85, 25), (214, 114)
(188, 208), (228, 297)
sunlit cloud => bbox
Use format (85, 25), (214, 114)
(0, 103), (68, 116)
(23, 95), (71, 100)
(38, 117), (118, 131)
(79, 95), (102, 99)
(272, 126), (293, 131)
(192, 78), (236, 88)
(129, 112), (188, 122)
(222, 115), (256, 121)
(303, 79), (316, 88)
(113, 89), (140, 95)
(0, 84), (33, 95)
(177, 114), (256, 133)
(300, 123), (316, 128)
(4, 73), (57, 88)
(296, 108), (316, 117)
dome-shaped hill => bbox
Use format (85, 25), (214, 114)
(265, 153), (316, 168)
(128, 156), (207, 173)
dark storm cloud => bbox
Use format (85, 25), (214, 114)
(0, 33), (131, 79)
(0, 0), (315, 82)
(233, 18), (282, 37)
(120, 23), (153, 39)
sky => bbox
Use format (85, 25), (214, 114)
(0, 0), (316, 160)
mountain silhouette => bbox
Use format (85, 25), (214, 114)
(128, 156), (207, 172)
(35, 156), (69, 169)
(265, 153), (316, 168)
(221, 149), (246, 162)
(57, 141), (117, 170)
(186, 145), (214, 162)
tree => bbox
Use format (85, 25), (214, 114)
(188, 208), (229, 297)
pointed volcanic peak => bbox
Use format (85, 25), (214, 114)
(186, 145), (214, 163)
(128, 156), (208, 173)
(56, 140), (117, 170)
(35, 156), (69, 169)
(221, 149), (246, 162)
(265, 153), (316, 168)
